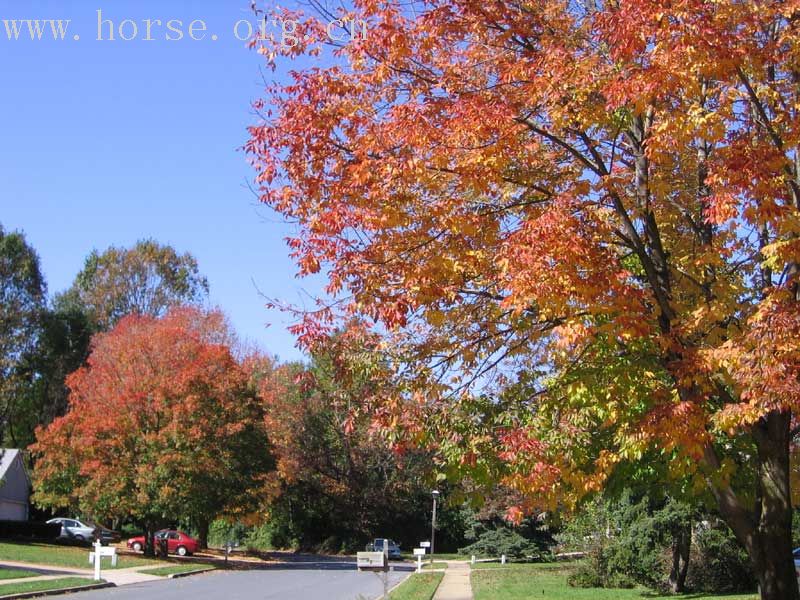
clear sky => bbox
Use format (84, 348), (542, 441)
(0, 0), (327, 362)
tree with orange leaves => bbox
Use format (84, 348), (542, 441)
(31, 307), (272, 555)
(248, 0), (800, 596)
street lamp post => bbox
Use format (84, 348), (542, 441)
(431, 490), (440, 567)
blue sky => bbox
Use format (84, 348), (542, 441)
(0, 1), (328, 361)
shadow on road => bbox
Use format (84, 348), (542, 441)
(0, 562), (80, 576)
(222, 553), (416, 572)
(117, 548), (416, 573)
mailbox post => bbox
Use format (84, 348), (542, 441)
(224, 540), (238, 566)
(89, 540), (117, 581)
(413, 548), (426, 573)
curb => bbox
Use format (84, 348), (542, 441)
(167, 568), (215, 579)
(383, 574), (409, 599)
(0, 581), (116, 599)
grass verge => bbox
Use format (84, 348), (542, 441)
(471, 563), (758, 600)
(0, 569), (37, 580)
(388, 572), (444, 600)
(420, 562), (448, 570)
(471, 561), (553, 570)
(0, 541), (152, 570)
(0, 577), (97, 596)
(400, 553), (462, 561)
(138, 565), (215, 577)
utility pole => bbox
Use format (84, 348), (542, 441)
(431, 490), (440, 567)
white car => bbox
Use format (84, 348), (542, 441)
(46, 517), (109, 545)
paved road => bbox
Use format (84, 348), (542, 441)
(68, 560), (413, 600)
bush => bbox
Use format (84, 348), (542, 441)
(685, 524), (755, 593)
(0, 520), (60, 540)
(245, 523), (277, 551)
(207, 520), (250, 549)
(459, 527), (548, 559)
(566, 542), (636, 589)
(568, 559), (604, 588)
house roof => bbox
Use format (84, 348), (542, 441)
(0, 450), (29, 486)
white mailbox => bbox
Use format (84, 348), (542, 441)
(356, 551), (385, 571)
(420, 541), (431, 548)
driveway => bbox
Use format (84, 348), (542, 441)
(68, 560), (413, 600)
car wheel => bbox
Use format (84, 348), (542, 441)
(176, 546), (188, 557)
(74, 534), (85, 543)
(132, 542), (142, 552)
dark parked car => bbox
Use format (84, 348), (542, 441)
(127, 530), (199, 556)
(367, 538), (402, 559)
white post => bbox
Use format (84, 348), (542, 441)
(93, 541), (102, 581)
(471, 555), (475, 565)
(417, 554), (422, 573)
(501, 554), (506, 565)
(431, 493), (438, 567)
(382, 540), (389, 599)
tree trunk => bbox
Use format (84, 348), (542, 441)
(144, 522), (156, 558)
(750, 411), (798, 600)
(668, 523), (691, 593)
(197, 518), (209, 550)
(705, 410), (799, 600)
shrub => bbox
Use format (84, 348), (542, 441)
(208, 520), (250, 549)
(567, 542), (637, 589)
(568, 560), (604, 588)
(459, 527), (548, 559)
(245, 523), (276, 551)
(685, 523), (755, 593)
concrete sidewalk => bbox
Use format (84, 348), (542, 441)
(432, 561), (473, 600)
(0, 560), (164, 586)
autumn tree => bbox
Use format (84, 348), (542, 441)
(260, 324), (446, 551)
(68, 239), (208, 330)
(248, 1), (800, 597)
(31, 307), (272, 555)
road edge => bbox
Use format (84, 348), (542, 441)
(0, 581), (115, 599)
(168, 568), (215, 579)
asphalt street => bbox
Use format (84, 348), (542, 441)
(68, 561), (413, 600)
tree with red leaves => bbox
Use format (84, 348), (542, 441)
(31, 307), (272, 555)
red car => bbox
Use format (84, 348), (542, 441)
(126, 530), (199, 556)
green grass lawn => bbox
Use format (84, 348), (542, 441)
(471, 563), (758, 600)
(0, 541), (153, 570)
(420, 561), (448, 570)
(0, 567), (38, 580)
(471, 561), (542, 570)
(138, 564), (215, 577)
(388, 572), (444, 600)
(0, 577), (98, 596)
(400, 552), (463, 561)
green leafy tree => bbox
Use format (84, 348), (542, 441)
(0, 224), (46, 445)
(69, 239), (208, 330)
(9, 297), (93, 448)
